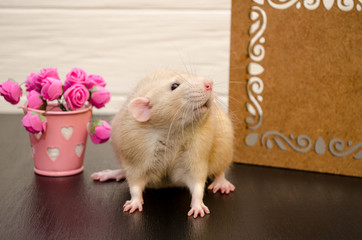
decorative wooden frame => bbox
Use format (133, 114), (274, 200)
(230, 0), (361, 176)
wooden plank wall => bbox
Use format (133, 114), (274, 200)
(0, 0), (231, 114)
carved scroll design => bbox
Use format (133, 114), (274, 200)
(246, 6), (267, 130)
(260, 131), (312, 153)
(245, 77), (264, 129)
(329, 139), (362, 159)
(245, 132), (362, 159)
(265, 0), (361, 11)
(248, 7), (267, 62)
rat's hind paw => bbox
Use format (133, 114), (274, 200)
(91, 169), (125, 182)
(187, 203), (210, 218)
(208, 175), (235, 194)
(123, 198), (144, 213)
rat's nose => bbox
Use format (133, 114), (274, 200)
(204, 79), (213, 91)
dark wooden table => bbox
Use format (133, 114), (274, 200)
(0, 114), (361, 240)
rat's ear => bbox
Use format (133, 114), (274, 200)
(128, 97), (151, 122)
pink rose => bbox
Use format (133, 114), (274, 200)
(25, 73), (41, 92)
(27, 90), (44, 109)
(64, 68), (87, 90)
(0, 80), (23, 105)
(22, 111), (47, 134)
(63, 84), (89, 110)
(41, 77), (63, 101)
(89, 86), (110, 109)
(87, 74), (106, 89)
(89, 120), (111, 144)
(38, 68), (59, 81)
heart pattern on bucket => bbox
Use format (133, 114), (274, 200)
(61, 126), (74, 140)
(47, 147), (60, 161)
(75, 144), (84, 157)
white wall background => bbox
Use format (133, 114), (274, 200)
(0, 0), (231, 114)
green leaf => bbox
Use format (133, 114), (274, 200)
(31, 111), (47, 122)
(38, 113), (47, 122)
(90, 86), (99, 92)
(90, 119), (103, 134)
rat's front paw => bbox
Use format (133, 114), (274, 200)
(187, 202), (210, 218)
(123, 198), (144, 213)
(91, 169), (125, 182)
(208, 176), (235, 194)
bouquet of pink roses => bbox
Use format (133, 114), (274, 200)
(0, 67), (111, 144)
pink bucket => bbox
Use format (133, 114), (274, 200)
(24, 105), (92, 177)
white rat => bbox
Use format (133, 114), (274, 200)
(92, 69), (235, 218)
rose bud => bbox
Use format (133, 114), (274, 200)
(89, 86), (110, 109)
(89, 120), (111, 144)
(64, 68), (87, 90)
(38, 67), (60, 81)
(27, 90), (44, 109)
(22, 111), (47, 134)
(87, 74), (106, 89)
(25, 73), (42, 92)
(41, 77), (63, 101)
(0, 80), (23, 105)
(63, 83), (89, 110)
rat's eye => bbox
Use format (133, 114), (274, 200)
(171, 83), (180, 91)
